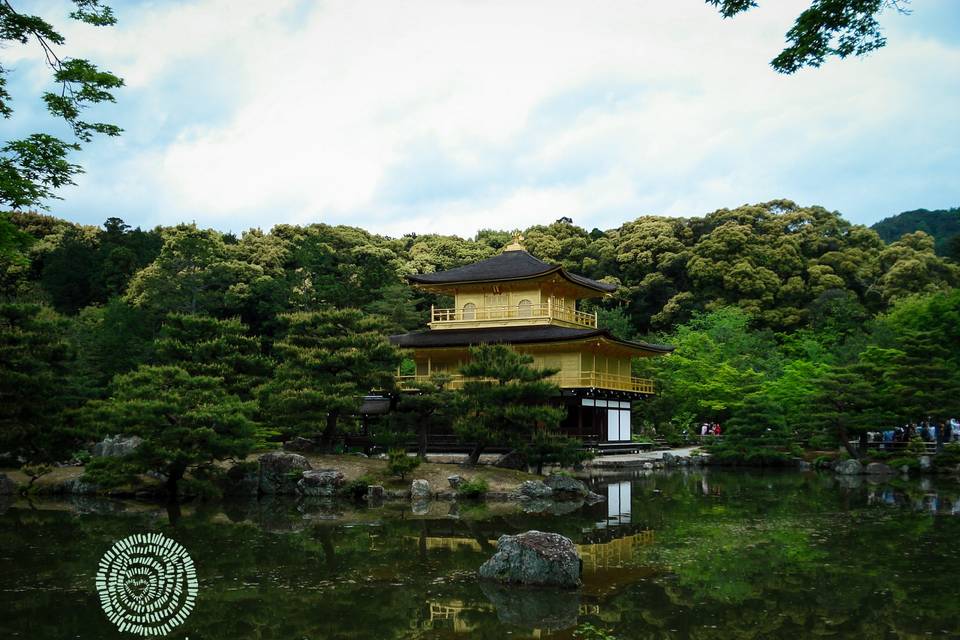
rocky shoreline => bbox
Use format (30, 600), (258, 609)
(3, 448), (957, 503)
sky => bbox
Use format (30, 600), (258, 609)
(3, 0), (959, 237)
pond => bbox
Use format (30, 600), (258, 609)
(2, 469), (959, 639)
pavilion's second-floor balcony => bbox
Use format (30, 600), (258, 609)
(397, 371), (655, 395)
(430, 301), (598, 329)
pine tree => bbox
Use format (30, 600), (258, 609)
(82, 366), (258, 495)
(805, 364), (891, 459)
(259, 309), (401, 449)
(155, 313), (272, 400)
(454, 344), (567, 466)
(0, 303), (79, 464)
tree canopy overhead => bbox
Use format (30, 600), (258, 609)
(0, 1), (123, 209)
(707, 0), (911, 73)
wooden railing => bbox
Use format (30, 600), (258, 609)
(850, 441), (941, 455)
(430, 302), (597, 328)
(397, 371), (655, 394)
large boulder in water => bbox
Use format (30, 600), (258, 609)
(297, 469), (345, 496)
(833, 459), (863, 475)
(479, 530), (582, 588)
(411, 479), (431, 500)
(543, 473), (589, 499)
(480, 580), (580, 631)
(518, 480), (553, 499)
(223, 462), (260, 496)
(258, 451), (312, 495)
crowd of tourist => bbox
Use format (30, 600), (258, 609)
(871, 418), (960, 446)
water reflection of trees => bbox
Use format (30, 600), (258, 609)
(1, 470), (959, 638)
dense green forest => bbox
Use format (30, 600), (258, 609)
(871, 207), (960, 259)
(1, 200), (959, 481)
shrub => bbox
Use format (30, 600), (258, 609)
(387, 449), (421, 480)
(340, 474), (374, 501)
(456, 477), (489, 499)
(906, 437), (927, 457)
(935, 442), (960, 467)
(888, 457), (919, 470)
(813, 455), (835, 469)
(82, 457), (140, 488)
(706, 440), (794, 467)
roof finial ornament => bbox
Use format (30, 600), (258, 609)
(503, 230), (525, 252)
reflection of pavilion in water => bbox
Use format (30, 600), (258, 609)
(414, 482), (654, 635)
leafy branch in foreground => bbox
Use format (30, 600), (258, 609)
(707, 0), (911, 73)
(0, 1), (123, 208)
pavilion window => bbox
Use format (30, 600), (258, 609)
(518, 299), (532, 317)
(463, 302), (476, 320)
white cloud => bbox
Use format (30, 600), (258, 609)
(8, 0), (959, 233)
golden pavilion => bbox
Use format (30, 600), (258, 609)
(389, 235), (672, 446)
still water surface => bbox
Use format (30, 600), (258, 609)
(2, 469), (959, 639)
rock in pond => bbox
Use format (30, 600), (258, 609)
(447, 475), (465, 490)
(0, 473), (16, 495)
(919, 456), (933, 471)
(479, 531), (582, 588)
(480, 580), (579, 631)
(543, 474), (589, 499)
(297, 469), (345, 496)
(411, 479), (431, 500)
(62, 477), (99, 495)
(518, 480), (553, 499)
(833, 459), (863, 475)
(258, 451), (312, 495)
(223, 463), (259, 496)
(411, 499), (430, 515)
(865, 462), (895, 475)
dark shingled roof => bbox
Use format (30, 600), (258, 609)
(407, 250), (617, 293)
(390, 325), (673, 353)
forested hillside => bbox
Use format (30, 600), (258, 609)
(872, 207), (960, 259)
(1, 200), (959, 471)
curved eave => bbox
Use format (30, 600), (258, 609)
(390, 326), (673, 356)
(407, 267), (616, 296)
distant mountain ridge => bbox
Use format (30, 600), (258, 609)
(871, 207), (960, 256)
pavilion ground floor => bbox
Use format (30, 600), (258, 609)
(351, 388), (650, 453)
